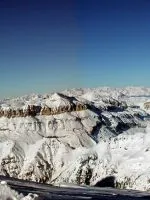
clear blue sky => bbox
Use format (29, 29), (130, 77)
(0, 0), (150, 98)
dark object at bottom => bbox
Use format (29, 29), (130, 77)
(94, 176), (116, 188)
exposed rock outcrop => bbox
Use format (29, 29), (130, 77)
(0, 102), (87, 119)
(144, 102), (150, 109)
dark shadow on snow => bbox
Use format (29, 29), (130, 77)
(94, 176), (116, 188)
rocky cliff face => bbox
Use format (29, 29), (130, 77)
(0, 88), (150, 191)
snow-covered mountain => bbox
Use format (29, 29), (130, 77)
(1, 87), (150, 191)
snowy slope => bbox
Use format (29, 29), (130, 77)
(0, 87), (150, 191)
(0, 181), (38, 200)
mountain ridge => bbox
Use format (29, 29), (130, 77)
(0, 87), (150, 191)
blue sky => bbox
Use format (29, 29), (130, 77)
(0, 0), (150, 98)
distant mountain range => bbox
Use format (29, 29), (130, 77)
(0, 87), (150, 191)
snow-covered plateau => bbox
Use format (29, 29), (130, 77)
(1, 87), (150, 191)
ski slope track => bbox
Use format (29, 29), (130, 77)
(1, 87), (150, 195)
